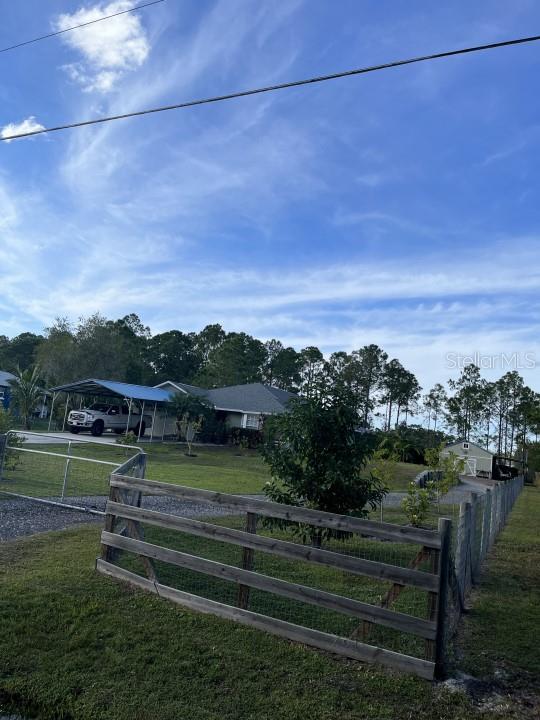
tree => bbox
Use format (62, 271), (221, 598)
(147, 330), (201, 384)
(197, 333), (267, 387)
(261, 391), (384, 545)
(381, 359), (408, 430)
(9, 365), (43, 430)
(170, 393), (214, 456)
(36, 318), (77, 385)
(298, 346), (325, 398)
(423, 383), (447, 433)
(1, 332), (44, 371)
(263, 340), (302, 391)
(194, 324), (226, 365)
(446, 364), (485, 440)
(352, 344), (388, 426)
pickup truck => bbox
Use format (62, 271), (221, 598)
(67, 402), (152, 437)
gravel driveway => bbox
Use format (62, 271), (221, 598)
(0, 494), (240, 542)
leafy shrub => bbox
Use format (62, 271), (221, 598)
(116, 431), (138, 446)
(401, 481), (436, 527)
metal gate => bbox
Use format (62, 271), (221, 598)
(0, 430), (145, 515)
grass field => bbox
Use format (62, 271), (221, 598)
(1, 440), (426, 497)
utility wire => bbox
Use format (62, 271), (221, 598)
(0, 0), (165, 54)
(2, 32), (540, 142)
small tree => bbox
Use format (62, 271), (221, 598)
(262, 393), (384, 545)
(370, 448), (398, 520)
(401, 481), (437, 527)
(170, 393), (214, 456)
(424, 442), (464, 505)
(9, 365), (43, 430)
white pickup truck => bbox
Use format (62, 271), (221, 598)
(67, 402), (152, 437)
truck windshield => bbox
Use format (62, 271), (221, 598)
(88, 403), (112, 412)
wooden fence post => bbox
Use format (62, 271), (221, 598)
(237, 512), (258, 609)
(434, 517), (452, 680)
(480, 489), (492, 562)
(453, 501), (467, 607)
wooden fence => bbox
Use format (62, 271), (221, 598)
(451, 475), (523, 613)
(97, 474), (455, 680)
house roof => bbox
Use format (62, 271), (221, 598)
(0, 370), (16, 388)
(206, 383), (297, 414)
(163, 381), (297, 414)
(48, 378), (171, 403)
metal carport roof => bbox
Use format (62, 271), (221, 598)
(48, 378), (172, 403)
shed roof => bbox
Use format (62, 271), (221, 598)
(49, 378), (171, 403)
(444, 439), (494, 456)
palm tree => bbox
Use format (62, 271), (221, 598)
(9, 365), (43, 430)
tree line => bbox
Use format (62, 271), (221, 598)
(1, 312), (539, 453)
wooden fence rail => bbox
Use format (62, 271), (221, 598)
(97, 472), (523, 682)
(98, 474), (447, 680)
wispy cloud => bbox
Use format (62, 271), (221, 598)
(55, 0), (151, 92)
(0, 117), (45, 142)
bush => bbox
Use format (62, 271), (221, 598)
(115, 431), (138, 446)
(228, 427), (263, 449)
(0, 407), (14, 435)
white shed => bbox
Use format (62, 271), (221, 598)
(441, 440), (494, 477)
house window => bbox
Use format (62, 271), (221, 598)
(243, 413), (260, 429)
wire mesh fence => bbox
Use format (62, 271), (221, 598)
(444, 475), (524, 652)
(0, 431), (144, 513)
(99, 475), (446, 679)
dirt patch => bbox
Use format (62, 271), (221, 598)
(440, 667), (540, 718)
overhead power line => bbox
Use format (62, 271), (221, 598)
(0, 0), (165, 54)
(2, 32), (540, 142)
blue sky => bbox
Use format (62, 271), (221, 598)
(1, 0), (540, 391)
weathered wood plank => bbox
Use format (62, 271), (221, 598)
(434, 518), (452, 680)
(96, 559), (435, 679)
(105, 502), (438, 591)
(237, 512), (257, 610)
(110, 475), (441, 548)
(100, 531), (436, 639)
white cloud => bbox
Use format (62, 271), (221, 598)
(0, 117), (45, 142)
(55, 0), (150, 93)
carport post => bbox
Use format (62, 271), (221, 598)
(138, 401), (146, 441)
(161, 408), (168, 441)
(61, 441), (72, 501)
(47, 392), (57, 431)
(126, 398), (132, 435)
(150, 403), (157, 442)
(61, 393), (71, 431)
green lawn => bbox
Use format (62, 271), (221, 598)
(2, 439), (426, 497)
(460, 486), (540, 679)
(0, 525), (478, 720)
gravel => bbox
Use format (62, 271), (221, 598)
(0, 493), (244, 542)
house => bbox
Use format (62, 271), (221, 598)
(46, 377), (298, 440)
(155, 381), (297, 431)
(441, 439), (494, 477)
(0, 370), (16, 410)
